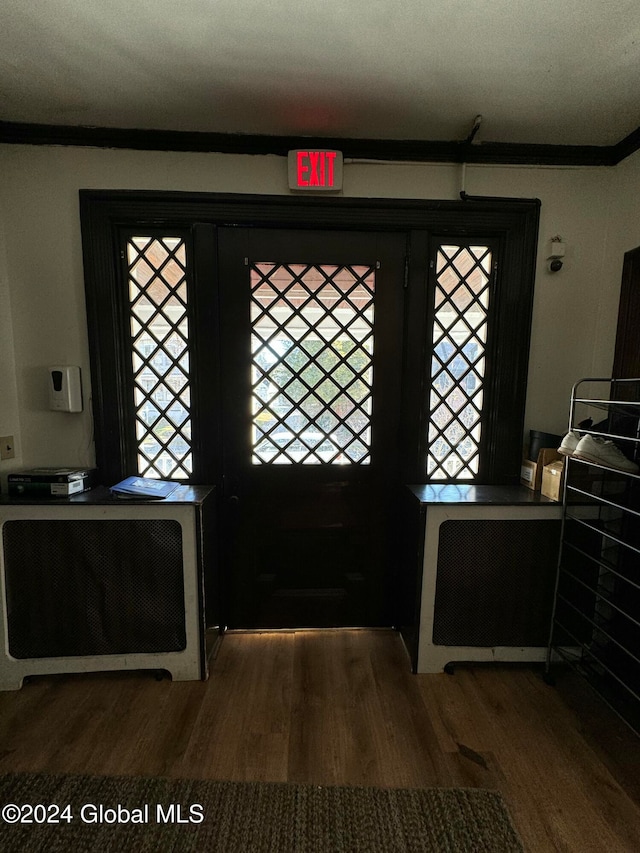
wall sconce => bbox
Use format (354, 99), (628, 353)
(547, 235), (565, 273)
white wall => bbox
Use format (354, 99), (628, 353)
(0, 142), (636, 482)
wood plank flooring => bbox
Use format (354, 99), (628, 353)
(0, 629), (639, 851)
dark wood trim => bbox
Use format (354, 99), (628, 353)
(487, 215), (540, 482)
(611, 127), (640, 165)
(612, 245), (640, 381)
(79, 198), (131, 486)
(190, 224), (222, 484)
(79, 188), (541, 231)
(399, 232), (430, 482)
(4, 119), (637, 166)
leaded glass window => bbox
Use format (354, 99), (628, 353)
(250, 262), (375, 465)
(427, 244), (493, 480)
(126, 236), (192, 479)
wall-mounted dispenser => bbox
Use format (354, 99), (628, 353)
(49, 366), (83, 412)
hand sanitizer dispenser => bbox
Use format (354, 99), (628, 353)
(49, 366), (83, 412)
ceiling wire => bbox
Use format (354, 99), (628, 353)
(465, 114), (483, 145)
(460, 115), (482, 195)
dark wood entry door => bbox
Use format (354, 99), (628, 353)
(217, 228), (407, 628)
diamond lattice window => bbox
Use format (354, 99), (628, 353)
(427, 244), (493, 480)
(126, 237), (192, 479)
(250, 262), (375, 464)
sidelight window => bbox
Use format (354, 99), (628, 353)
(427, 244), (493, 480)
(125, 236), (193, 479)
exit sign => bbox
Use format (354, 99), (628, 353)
(288, 150), (343, 192)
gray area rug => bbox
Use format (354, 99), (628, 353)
(0, 772), (524, 852)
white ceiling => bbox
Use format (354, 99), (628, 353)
(1, 0), (640, 147)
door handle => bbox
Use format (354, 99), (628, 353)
(229, 495), (240, 505)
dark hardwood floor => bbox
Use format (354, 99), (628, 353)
(0, 629), (639, 851)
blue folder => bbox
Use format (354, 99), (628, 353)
(110, 476), (180, 500)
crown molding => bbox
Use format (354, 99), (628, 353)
(610, 125), (640, 164)
(1, 119), (639, 166)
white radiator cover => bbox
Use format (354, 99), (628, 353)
(0, 502), (206, 690)
(417, 503), (562, 673)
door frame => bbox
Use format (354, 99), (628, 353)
(80, 189), (540, 487)
(613, 244), (640, 380)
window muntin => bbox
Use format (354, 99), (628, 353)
(126, 236), (193, 479)
(427, 244), (493, 480)
(250, 262), (375, 465)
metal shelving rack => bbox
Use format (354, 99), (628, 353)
(546, 377), (640, 734)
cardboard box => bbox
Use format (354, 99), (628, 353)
(519, 459), (537, 489)
(8, 468), (97, 498)
(520, 448), (561, 491)
(541, 459), (565, 502)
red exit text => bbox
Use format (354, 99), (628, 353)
(288, 150), (343, 191)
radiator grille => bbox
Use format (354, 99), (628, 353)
(2, 519), (186, 659)
(433, 518), (560, 646)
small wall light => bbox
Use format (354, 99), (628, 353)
(547, 235), (565, 273)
